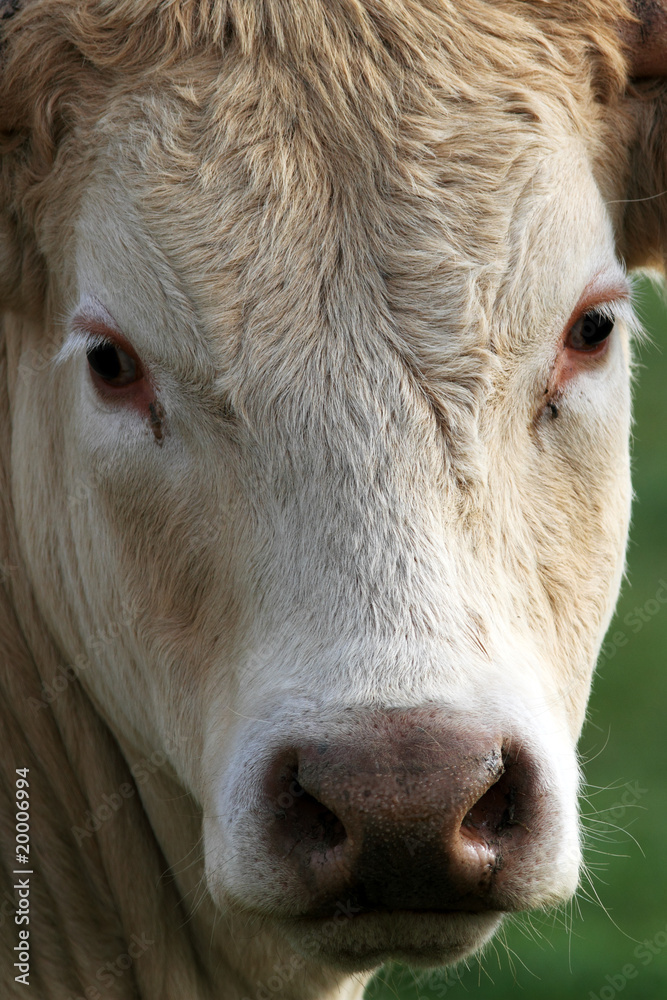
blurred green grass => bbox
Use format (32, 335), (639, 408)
(367, 276), (667, 1000)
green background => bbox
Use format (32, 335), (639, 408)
(368, 277), (667, 1000)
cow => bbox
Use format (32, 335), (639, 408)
(1, 0), (666, 997)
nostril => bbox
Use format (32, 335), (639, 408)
(272, 767), (347, 860)
(460, 753), (529, 850)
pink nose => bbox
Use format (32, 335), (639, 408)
(264, 710), (541, 914)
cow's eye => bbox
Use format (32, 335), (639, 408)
(567, 310), (614, 351)
(86, 342), (140, 387)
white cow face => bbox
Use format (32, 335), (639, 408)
(0, 0), (659, 979)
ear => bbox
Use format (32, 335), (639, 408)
(0, 0), (45, 314)
(619, 2), (667, 270)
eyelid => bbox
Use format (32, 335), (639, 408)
(564, 283), (640, 345)
(54, 312), (142, 368)
(53, 330), (113, 367)
(72, 315), (141, 359)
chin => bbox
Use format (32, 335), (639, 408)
(280, 909), (504, 973)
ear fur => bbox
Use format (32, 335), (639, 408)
(616, 3), (667, 270)
(619, 84), (667, 271)
(0, 0), (46, 314)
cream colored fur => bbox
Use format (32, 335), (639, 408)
(0, 1), (664, 997)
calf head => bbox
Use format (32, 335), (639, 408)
(0, 0), (665, 987)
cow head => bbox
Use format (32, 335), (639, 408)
(0, 0), (664, 989)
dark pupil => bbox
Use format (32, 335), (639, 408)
(87, 343), (121, 381)
(581, 311), (614, 345)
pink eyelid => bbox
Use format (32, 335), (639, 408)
(71, 312), (143, 367)
(563, 274), (630, 342)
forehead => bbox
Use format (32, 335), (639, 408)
(70, 7), (622, 376)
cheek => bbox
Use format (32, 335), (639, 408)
(541, 377), (632, 653)
(501, 345), (633, 732)
(550, 337), (632, 482)
(96, 445), (243, 651)
(12, 363), (70, 601)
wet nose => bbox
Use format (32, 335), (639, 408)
(264, 710), (539, 913)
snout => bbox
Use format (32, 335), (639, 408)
(263, 710), (544, 916)
(211, 705), (580, 968)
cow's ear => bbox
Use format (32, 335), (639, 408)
(619, 2), (667, 270)
(0, 0), (45, 314)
